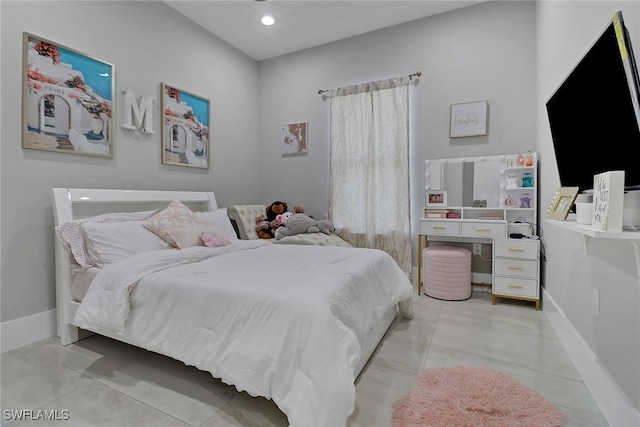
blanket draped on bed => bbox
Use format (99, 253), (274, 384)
(75, 240), (413, 427)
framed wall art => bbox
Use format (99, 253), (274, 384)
(450, 101), (488, 138)
(22, 32), (114, 157)
(161, 82), (210, 169)
(281, 122), (308, 156)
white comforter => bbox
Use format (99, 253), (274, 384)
(75, 240), (414, 427)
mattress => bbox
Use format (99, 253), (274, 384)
(74, 241), (413, 426)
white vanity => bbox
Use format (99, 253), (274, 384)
(418, 153), (540, 309)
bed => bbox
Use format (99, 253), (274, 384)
(227, 204), (353, 247)
(51, 188), (414, 427)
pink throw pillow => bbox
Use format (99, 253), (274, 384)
(200, 231), (231, 248)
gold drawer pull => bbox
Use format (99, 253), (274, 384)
(508, 248), (525, 252)
(476, 227), (491, 231)
(508, 266), (524, 271)
(432, 226), (446, 230)
(508, 284), (524, 289)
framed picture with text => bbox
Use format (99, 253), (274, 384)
(450, 101), (488, 138)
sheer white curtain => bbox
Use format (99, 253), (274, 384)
(328, 77), (411, 276)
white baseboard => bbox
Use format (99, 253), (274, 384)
(542, 288), (640, 426)
(1, 309), (56, 353)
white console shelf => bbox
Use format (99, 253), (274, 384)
(546, 217), (640, 283)
(546, 218), (640, 240)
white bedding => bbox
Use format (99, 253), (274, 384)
(75, 240), (413, 427)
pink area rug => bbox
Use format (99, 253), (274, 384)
(393, 366), (565, 427)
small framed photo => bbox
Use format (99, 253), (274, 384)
(161, 82), (210, 169)
(450, 100), (488, 138)
(545, 186), (579, 220)
(426, 190), (448, 207)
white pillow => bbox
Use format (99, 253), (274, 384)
(195, 208), (238, 241)
(162, 225), (226, 249)
(55, 210), (158, 269)
(80, 220), (171, 267)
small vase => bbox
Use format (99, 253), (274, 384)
(525, 151), (533, 167)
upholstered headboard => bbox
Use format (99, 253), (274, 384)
(227, 204), (266, 240)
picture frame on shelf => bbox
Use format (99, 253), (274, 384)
(426, 190), (448, 207)
(22, 32), (114, 158)
(545, 186), (579, 220)
(161, 82), (210, 169)
(449, 100), (488, 138)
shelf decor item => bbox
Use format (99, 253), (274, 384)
(425, 190), (448, 207)
(545, 187), (579, 220)
(22, 32), (114, 158)
(449, 101), (488, 138)
(592, 170), (625, 232)
(161, 82), (210, 169)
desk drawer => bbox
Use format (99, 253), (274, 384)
(493, 276), (538, 298)
(461, 222), (506, 238)
(494, 239), (538, 259)
(420, 220), (460, 236)
(494, 258), (537, 279)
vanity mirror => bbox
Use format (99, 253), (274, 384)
(424, 153), (537, 225)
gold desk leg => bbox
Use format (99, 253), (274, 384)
(417, 234), (428, 295)
(417, 234), (422, 295)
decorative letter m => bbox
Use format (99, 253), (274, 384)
(121, 89), (155, 134)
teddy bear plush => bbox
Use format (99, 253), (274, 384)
(255, 215), (274, 239)
(255, 202), (306, 239)
(274, 213), (335, 240)
(265, 201), (304, 222)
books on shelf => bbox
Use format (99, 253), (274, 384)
(423, 209), (450, 218)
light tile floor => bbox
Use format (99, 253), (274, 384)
(1, 290), (609, 426)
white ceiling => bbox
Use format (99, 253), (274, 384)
(163, 1), (489, 61)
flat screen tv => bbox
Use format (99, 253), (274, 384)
(546, 11), (640, 193)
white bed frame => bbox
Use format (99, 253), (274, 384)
(51, 187), (396, 377)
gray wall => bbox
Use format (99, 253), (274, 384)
(0, 1), (261, 323)
(258, 1), (537, 229)
(537, 1), (640, 411)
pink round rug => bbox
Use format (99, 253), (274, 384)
(393, 366), (565, 427)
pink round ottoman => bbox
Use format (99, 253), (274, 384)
(422, 246), (472, 300)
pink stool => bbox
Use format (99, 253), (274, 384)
(422, 246), (472, 300)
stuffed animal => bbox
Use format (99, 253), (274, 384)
(274, 213), (335, 240)
(265, 201), (304, 222)
(255, 215), (274, 239)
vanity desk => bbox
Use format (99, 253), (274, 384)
(418, 153), (540, 309)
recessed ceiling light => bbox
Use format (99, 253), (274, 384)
(261, 15), (274, 26)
